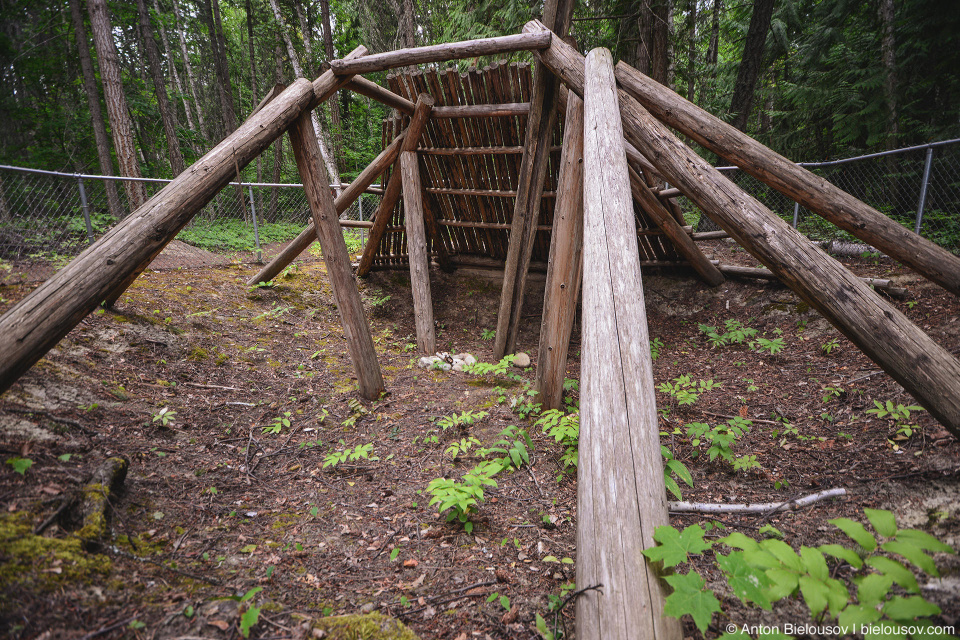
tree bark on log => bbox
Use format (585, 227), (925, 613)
(356, 95), (435, 277)
(535, 92), (584, 411)
(525, 19), (960, 434)
(0, 80), (316, 396)
(613, 62), (960, 297)
(288, 110), (385, 400)
(400, 151), (436, 354)
(577, 47), (680, 640)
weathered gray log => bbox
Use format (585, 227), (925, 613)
(432, 103), (531, 118)
(248, 129), (407, 285)
(577, 48), (680, 640)
(0, 79), (316, 396)
(288, 110), (384, 400)
(347, 76), (415, 115)
(523, 20), (960, 434)
(329, 33), (551, 76)
(614, 62), (960, 297)
(692, 230), (729, 240)
(627, 165), (724, 286)
(357, 95), (435, 277)
(494, 0), (574, 360)
(715, 263), (908, 297)
(535, 92), (584, 411)
(400, 151), (436, 354)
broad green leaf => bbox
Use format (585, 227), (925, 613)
(838, 603), (882, 629)
(665, 459), (693, 487)
(760, 539), (803, 572)
(865, 556), (920, 593)
(865, 508), (899, 538)
(830, 517), (878, 552)
(643, 525), (712, 568)
(662, 571), (721, 633)
(239, 605), (260, 638)
(535, 613), (553, 640)
(759, 524), (784, 539)
(741, 548), (781, 570)
(818, 543), (864, 569)
(716, 551), (772, 609)
(825, 577), (851, 617)
(881, 541), (939, 577)
(800, 546), (828, 581)
(857, 573), (894, 607)
(664, 476), (683, 501)
(765, 568), (800, 601)
(720, 531), (761, 553)
(798, 575), (830, 615)
(894, 529), (955, 554)
(882, 595), (940, 621)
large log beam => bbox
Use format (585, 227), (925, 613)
(0, 79), (316, 395)
(248, 128), (407, 285)
(535, 92), (584, 410)
(578, 48), (680, 640)
(330, 33), (551, 76)
(288, 110), (385, 400)
(523, 20), (960, 434)
(356, 95), (435, 277)
(614, 63), (960, 297)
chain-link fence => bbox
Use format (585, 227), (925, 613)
(1, 138), (958, 281)
(0, 164), (378, 279)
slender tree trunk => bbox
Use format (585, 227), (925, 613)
(685, 0), (697, 100)
(69, 0), (122, 220)
(172, 0), (207, 143)
(665, 0), (675, 87)
(137, 0), (185, 176)
(270, 43), (283, 221)
(706, 0), (720, 65)
(200, 0), (237, 139)
(631, 1), (652, 74)
(401, 0), (416, 48)
(87, 0), (147, 209)
(729, 0), (774, 131)
(153, 0), (196, 138)
(319, 0), (343, 160)
(268, 0), (342, 194)
(879, 0), (898, 149)
(246, 0), (262, 184)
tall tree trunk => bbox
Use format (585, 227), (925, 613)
(665, 0), (675, 87)
(729, 0), (774, 131)
(68, 0), (122, 220)
(152, 0), (197, 139)
(200, 0), (237, 139)
(87, 0), (147, 209)
(246, 0), (262, 183)
(879, 0), (898, 149)
(136, 0), (185, 176)
(401, 0), (416, 48)
(318, 0), (343, 160)
(270, 43), (284, 221)
(172, 0), (208, 144)
(706, 0), (720, 65)
(685, 0), (697, 100)
(268, 0), (342, 195)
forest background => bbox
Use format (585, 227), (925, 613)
(1, 0), (958, 223)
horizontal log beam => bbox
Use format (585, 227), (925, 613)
(432, 103), (531, 118)
(347, 76), (415, 115)
(438, 220), (552, 231)
(714, 263), (907, 296)
(425, 187), (556, 198)
(330, 32), (552, 76)
(418, 145), (561, 156)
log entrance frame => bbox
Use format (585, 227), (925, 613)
(2, 15), (960, 640)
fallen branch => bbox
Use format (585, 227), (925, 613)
(668, 488), (846, 514)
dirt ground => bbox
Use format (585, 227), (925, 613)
(1, 239), (959, 640)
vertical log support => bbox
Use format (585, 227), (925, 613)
(493, 0), (575, 359)
(535, 92), (585, 410)
(578, 48), (680, 640)
(400, 150), (436, 354)
(288, 111), (385, 400)
(357, 94), (435, 277)
(0, 79), (317, 396)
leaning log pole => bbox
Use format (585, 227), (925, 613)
(0, 79), (317, 396)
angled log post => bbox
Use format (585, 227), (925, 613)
(614, 62), (960, 297)
(400, 151), (436, 354)
(535, 92), (584, 410)
(248, 129), (407, 285)
(347, 77), (416, 116)
(288, 110), (385, 400)
(494, 0), (575, 360)
(356, 94), (435, 277)
(101, 46), (369, 307)
(578, 48), (680, 640)
(627, 165), (725, 286)
(0, 79), (318, 395)
(521, 20), (960, 434)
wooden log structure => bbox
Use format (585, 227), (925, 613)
(288, 109), (385, 400)
(577, 47), (679, 640)
(329, 32), (551, 76)
(356, 95), (436, 277)
(0, 79), (317, 395)
(494, 0), (574, 360)
(432, 103), (531, 118)
(248, 128), (408, 285)
(524, 19), (960, 434)
(535, 91), (584, 410)
(614, 62), (960, 297)
(400, 150), (436, 354)
(714, 263), (908, 297)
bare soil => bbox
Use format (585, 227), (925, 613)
(2, 239), (959, 639)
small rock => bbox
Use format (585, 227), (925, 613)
(513, 352), (531, 368)
(360, 602), (376, 614)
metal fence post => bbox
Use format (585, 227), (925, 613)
(914, 147), (934, 235)
(248, 186), (262, 263)
(77, 175), (95, 245)
(792, 201), (800, 229)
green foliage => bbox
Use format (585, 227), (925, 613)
(535, 410), (579, 479)
(686, 417), (758, 470)
(478, 425), (532, 471)
(322, 443), (376, 469)
(178, 220), (304, 252)
(650, 337), (664, 361)
(237, 587), (263, 638)
(657, 375), (721, 407)
(437, 410), (488, 431)
(426, 459), (502, 533)
(6, 457), (33, 475)
(480, 328), (496, 340)
(699, 319), (758, 347)
(445, 436), (481, 460)
(152, 407), (176, 427)
(661, 446), (694, 500)
(262, 411), (291, 435)
(643, 509), (955, 636)
(463, 354), (519, 380)
(750, 336), (786, 355)
(821, 338), (840, 355)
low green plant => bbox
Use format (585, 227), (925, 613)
(642, 509), (955, 637)
(481, 328), (496, 340)
(437, 410), (488, 431)
(152, 407), (176, 427)
(699, 318), (758, 347)
(322, 443), (376, 469)
(445, 436), (482, 460)
(868, 400), (924, 447)
(821, 338), (840, 354)
(822, 386), (843, 403)
(463, 354), (519, 380)
(426, 459), (502, 533)
(686, 417), (757, 470)
(236, 586), (263, 638)
(478, 425), (533, 472)
(535, 410), (579, 479)
(657, 375), (720, 407)
(263, 411), (291, 434)
(6, 457), (33, 475)
(486, 591), (511, 611)
(750, 336), (785, 355)
(650, 337), (664, 361)
(661, 446), (693, 500)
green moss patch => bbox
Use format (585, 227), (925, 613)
(310, 612), (419, 640)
